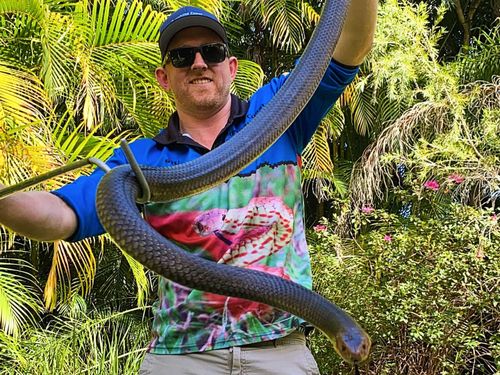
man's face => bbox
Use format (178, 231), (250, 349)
(155, 27), (238, 116)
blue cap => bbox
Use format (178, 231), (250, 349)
(158, 6), (228, 61)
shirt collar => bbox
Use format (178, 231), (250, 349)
(153, 94), (249, 146)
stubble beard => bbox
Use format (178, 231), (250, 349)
(176, 81), (231, 115)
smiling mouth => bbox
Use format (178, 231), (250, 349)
(190, 78), (212, 84)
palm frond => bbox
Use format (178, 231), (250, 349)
(91, 0), (164, 46)
(40, 11), (76, 98)
(70, 0), (169, 131)
(0, 63), (50, 126)
(457, 23), (500, 83)
(231, 59), (265, 99)
(302, 122), (334, 200)
(120, 250), (150, 307)
(350, 82), (377, 137)
(178, 0), (225, 14)
(44, 239), (96, 311)
(0, 115), (56, 188)
(350, 100), (451, 208)
(92, 243), (152, 309)
(0, 256), (42, 336)
(301, 1), (320, 27)
(0, 308), (149, 373)
(267, 0), (305, 53)
(0, 0), (45, 23)
(52, 111), (126, 166)
(242, 0), (306, 53)
(57, 293), (88, 318)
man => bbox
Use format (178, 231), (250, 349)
(0, 2), (377, 374)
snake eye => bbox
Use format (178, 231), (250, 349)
(195, 222), (204, 233)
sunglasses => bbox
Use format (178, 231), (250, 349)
(164, 43), (229, 68)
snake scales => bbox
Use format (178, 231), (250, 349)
(96, 0), (371, 364)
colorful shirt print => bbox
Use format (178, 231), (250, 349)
(145, 163), (310, 353)
(52, 59), (359, 354)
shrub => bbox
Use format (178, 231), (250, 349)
(309, 205), (499, 374)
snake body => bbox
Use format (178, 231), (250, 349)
(96, 0), (371, 364)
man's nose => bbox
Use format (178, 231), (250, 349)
(191, 52), (208, 69)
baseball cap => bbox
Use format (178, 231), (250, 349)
(158, 6), (228, 61)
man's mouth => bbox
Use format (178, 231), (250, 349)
(190, 78), (212, 84)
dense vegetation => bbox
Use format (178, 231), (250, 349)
(0, 0), (498, 373)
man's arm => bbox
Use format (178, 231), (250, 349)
(333, 0), (378, 66)
(0, 184), (77, 242)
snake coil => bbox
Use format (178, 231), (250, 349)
(96, 0), (371, 364)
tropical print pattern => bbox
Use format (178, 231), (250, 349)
(144, 163), (312, 354)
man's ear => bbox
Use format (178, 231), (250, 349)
(155, 67), (170, 91)
(228, 57), (238, 81)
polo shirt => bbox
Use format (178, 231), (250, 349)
(53, 59), (359, 354)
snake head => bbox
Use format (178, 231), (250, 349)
(333, 326), (371, 364)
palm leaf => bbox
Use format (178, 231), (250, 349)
(301, 1), (320, 27)
(0, 63), (49, 126)
(71, 0), (171, 131)
(160, 0), (226, 14)
(0, 256), (42, 336)
(231, 59), (265, 99)
(0, 0), (45, 22)
(40, 11), (76, 98)
(458, 23), (500, 83)
(302, 122), (334, 200)
(242, 0), (306, 53)
(92, 244), (152, 309)
(266, 0), (305, 53)
(350, 81), (377, 137)
(121, 250), (150, 308)
(92, 0), (163, 46)
(44, 240), (96, 311)
(0, 115), (56, 188)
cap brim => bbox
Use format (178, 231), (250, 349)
(159, 16), (228, 60)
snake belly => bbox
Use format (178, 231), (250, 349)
(96, 0), (371, 364)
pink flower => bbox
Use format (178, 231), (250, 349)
(448, 174), (465, 184)
(491, 214), (497, 223)
(384, 234), (392, 242)
(424, 180), (440, 191)
(314, 224), (327, 232)
(361, 205), (374, 214)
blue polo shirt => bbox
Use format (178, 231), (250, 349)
(53, 59), (358, 353)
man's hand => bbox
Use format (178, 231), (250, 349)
(333, 0), (378, 66)
(0, 184), (77, 241)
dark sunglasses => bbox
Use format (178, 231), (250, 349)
(164, 43), (229, 68)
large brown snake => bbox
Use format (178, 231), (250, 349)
(95, 0), (371, 364)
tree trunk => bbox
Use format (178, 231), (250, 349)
(453, 0), (484, 48)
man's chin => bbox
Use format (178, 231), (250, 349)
(176, 91), (229, 114)
(191, 97), (225, 112)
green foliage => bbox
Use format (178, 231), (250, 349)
(0, 0), (264, 318)
(0, 0), (499, 372)
(457, 22), (500, 83)
(0, 252), (43, 337)
(309, 205), (499, 374)
(351, 76), (500, 211)
(369, 0), (451, 103)
(0, 308), (151, 374)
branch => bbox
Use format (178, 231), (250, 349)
(454, 0), (466, 27)
(467, 0), (483, 22)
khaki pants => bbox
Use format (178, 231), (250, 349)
(139, 331), (320, 375)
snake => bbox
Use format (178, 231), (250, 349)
(193, 197), (294, 265)
(95, 0), (371, 364)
